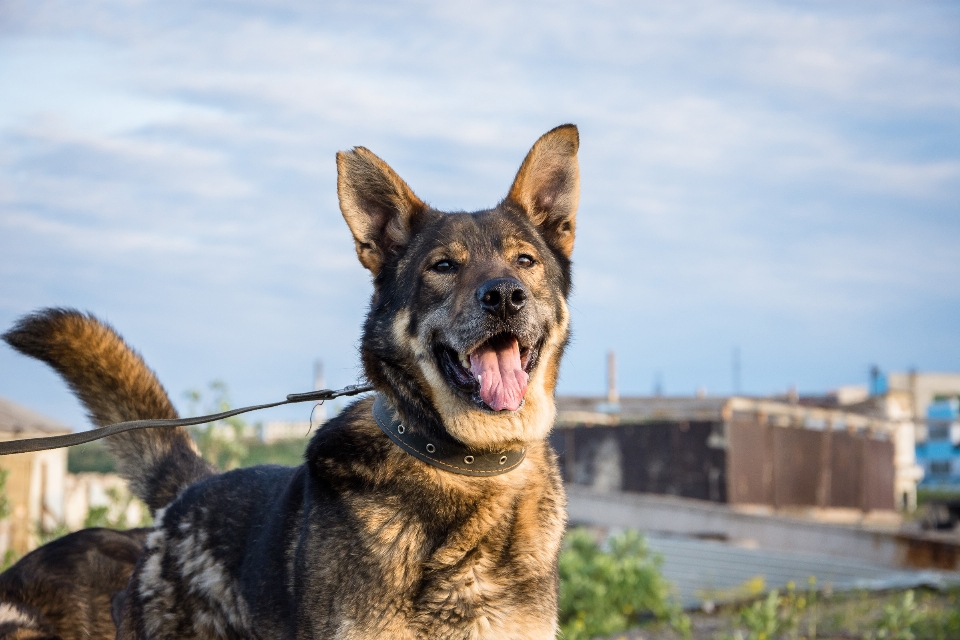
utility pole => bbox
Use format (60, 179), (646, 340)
(313, 359), (327, 423)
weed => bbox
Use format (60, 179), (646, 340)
(723, 578), (819, 640)
(558, 528), (689, 640)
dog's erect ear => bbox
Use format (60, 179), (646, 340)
(337, 147), (427, 275)
(507, 124), (580, 258)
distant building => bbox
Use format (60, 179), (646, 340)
(259, 420), (314, 443)
(550, 394), (919, 518)
(857, 370), (960, 489)
(0, 397), (70, 556)
(887, 372), (960, 427)
(258, 359), (329, 443)
(915, 398), (960, 487)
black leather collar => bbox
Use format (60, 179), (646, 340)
(372, 394), (525, 477)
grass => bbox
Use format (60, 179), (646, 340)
(597, 586), (960, 640)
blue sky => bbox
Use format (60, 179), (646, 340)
(1, 0), (959, 429)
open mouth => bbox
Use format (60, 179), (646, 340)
(436, 333), (540, 412)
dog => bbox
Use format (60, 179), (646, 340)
(2, 123), (580, 639)
(0, 527), (149, 640)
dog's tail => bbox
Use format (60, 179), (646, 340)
(2, 308), (215, 513)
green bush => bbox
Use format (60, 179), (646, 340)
(67, 441), (117, 473)
(241, 439), (308, 467)
(912, 603), (960, 640)
(83, 487), (152, 530)
(558, 528), (689, 640)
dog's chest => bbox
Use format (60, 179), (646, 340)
(343, 546), (554, 640)
(343, 485), (561, 639)
(412, 514), (559, 637)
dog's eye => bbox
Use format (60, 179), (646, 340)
(516, 254), (535, 268)
(433, 260), (457, 273)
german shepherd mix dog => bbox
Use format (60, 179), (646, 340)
(2, 124), (580, 639)
(0, 528), (148, 640)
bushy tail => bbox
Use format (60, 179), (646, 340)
(2, 308), (214, 512)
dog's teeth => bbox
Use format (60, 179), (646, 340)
(477, 374), (482, 386)
(459, 353), (470, 369)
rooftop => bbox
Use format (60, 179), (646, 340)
(0, 396), (72, 436)
(555, 394), (896, 435)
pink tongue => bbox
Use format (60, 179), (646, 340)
(469, 337), (528, 411)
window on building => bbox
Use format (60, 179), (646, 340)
(930, 460), (951, 475)
(928, 424), (950, 440)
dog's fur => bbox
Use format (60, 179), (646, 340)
(2, 124), (580, 639)
(0, 528), (149, 640)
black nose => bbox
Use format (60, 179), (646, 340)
(477, 278), (528, 318)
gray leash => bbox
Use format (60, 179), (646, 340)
(0, 384), (374, 456)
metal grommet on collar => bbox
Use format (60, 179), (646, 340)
(371, 394), (525, 477)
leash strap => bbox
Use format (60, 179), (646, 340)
(0, 384), (374, 456)
(372, 394), (525, 477)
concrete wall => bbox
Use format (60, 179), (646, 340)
(0, 447), (66, 556)
(63, 473), (146, 530)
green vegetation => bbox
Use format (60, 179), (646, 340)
(184, 380), (309, 470)
(82, 486), (152, 530)
(185, 380), (251, 470)
(68, 440), (116, 473)
(916, 487), (960, 508)
(717, 587), (960, 640)
(721, 579), (818, 640)
(611, 586), (960, 640)
(241, 438), (308, 467)
(558, 528), (690, 640)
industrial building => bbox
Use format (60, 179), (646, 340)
(550, 393), (921, 516)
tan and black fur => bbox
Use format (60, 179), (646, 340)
(2, 124), (581, 639)
(0, 527), (149, 640)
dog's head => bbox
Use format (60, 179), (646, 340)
(338, 125), (578, 450)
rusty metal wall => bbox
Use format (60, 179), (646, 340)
(830, 431), (863, 508)
(727, 420), (772, 505)
(729, 422), (841, 508)
(773, 427), (823, 507)
(727, 423), (896, 511)
(864, 438), (896, 511)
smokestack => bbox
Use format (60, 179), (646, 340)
(732, 346), (741, 395)
(606, 351), (618, 404)
(313, 359), (327, 422)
